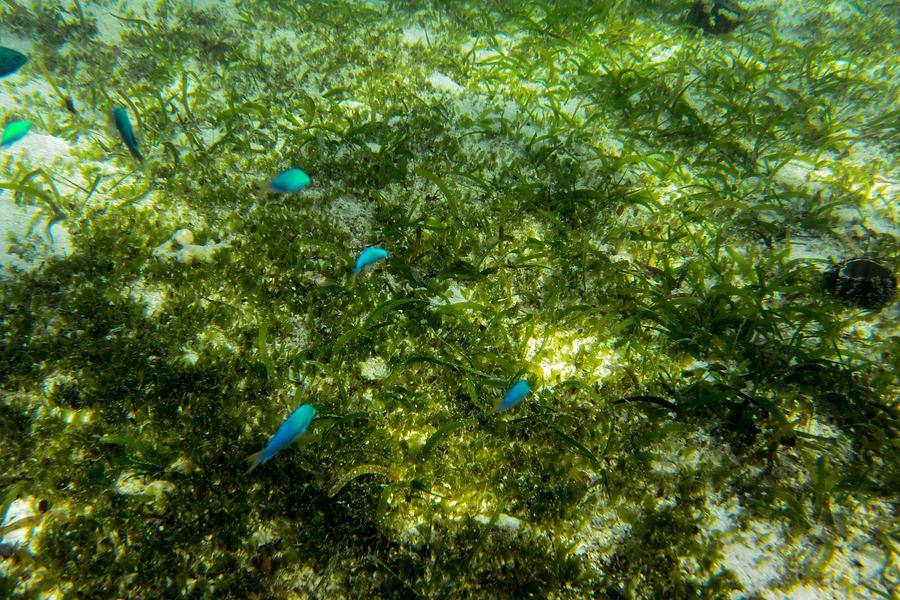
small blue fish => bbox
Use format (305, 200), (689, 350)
(247, 403), (317, 473)
(268, 168), (311, 193)
(112, 107), (143, 163)
(496, 380), (531, 413)
(1, 120), (31, 148)
(355, 247), (389, 274)
(0, 47), (27, 78)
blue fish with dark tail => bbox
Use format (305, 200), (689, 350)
(0, 47), (27, 78)
(246, 403), (317, 473)
(112, 107), (143, 163)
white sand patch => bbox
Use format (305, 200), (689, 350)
(575, 502), (632, 564)
(428, 72), (465, 94)
(721, 518), (787, 593)
(703, 491), (895, 598)
(127, 278), (167, 317)
(473, 512), (524, 534)
(0, 197), (72, 276)
(2, 132), (73, 164)
(647, 42), (682, 65)
(0, 71), (59, 115)
(89, 0), (235, 40)
(0, 31), (35, 54)
(402, 26), (429, 46)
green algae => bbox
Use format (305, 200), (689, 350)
(1, 0), (898, 597)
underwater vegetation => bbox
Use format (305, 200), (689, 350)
(0, 0), (898, 598)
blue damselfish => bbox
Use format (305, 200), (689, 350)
(269, 168), (311, 193)
(112, 107), (143, 163)
(247, 403), (317, 473)
(496, 380), (531, 413)
(1, 120), (31, 148)
(354, 247), (389, 274)
(0, 47), (27, 78)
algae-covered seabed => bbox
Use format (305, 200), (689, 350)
(1, 0), (898, 597)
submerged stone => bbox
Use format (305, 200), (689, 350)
(823, 258), (896, 310)
(686, 0), (743, 35)
(153, 228), (229, 264)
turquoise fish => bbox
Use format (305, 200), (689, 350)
(496, 380), (531, 413)
(112, 107), (143, 163)
(247, 403), (317, 473)
(268, 168), (311, 193)
(1, 120), (31, 148)
(0, 47), (26, 78)
(355, 247), (389, 274)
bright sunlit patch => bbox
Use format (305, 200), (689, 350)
(0, 497), (44, 554)
(525, 329), (618, 384)
(359, 356), (390, 381)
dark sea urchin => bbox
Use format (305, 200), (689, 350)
(823, 258), (897, 310)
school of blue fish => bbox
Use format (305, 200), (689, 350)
(1, 40), (536, 475)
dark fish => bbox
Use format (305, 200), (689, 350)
(63, 96), (77, 115)
(0, 46), (27, 78)
(112, 107), (143, 163)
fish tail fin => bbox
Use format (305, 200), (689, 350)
(245, 450), (264, 475)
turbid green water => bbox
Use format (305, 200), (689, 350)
(1, 1), (898, 598)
